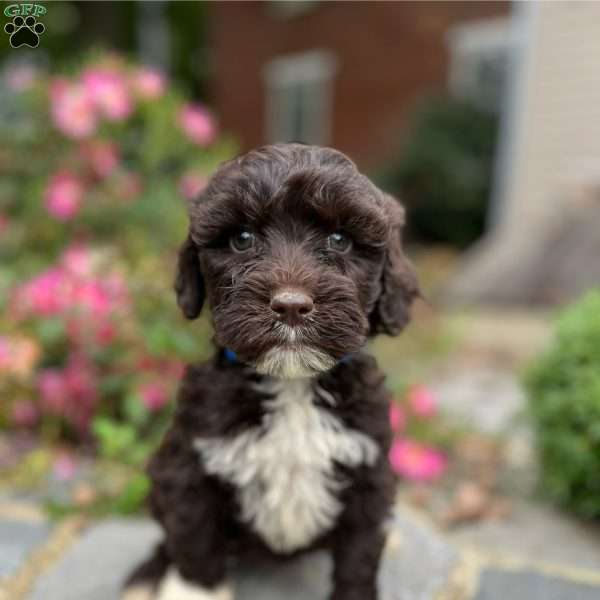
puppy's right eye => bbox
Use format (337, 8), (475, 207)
(230, 229), (255, 252)
(327, 232), (352, 253)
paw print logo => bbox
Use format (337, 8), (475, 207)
(5, 15), (45, 48)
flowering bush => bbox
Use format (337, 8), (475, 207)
(388, 385), (448, 483)
(0, 54), (235, 455)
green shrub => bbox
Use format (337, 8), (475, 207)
(526, 290), (600, 518)
(377, 96), (498, 248)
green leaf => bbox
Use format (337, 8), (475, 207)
(112, 473), (151, 514)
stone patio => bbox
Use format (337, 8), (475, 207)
(2, 498), (600, 600)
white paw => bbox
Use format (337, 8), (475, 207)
(157, 568), (233, 600)
(121, 584), (156, 600)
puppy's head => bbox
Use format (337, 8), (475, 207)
(175, 144), (419, 378)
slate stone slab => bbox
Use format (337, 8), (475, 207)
(237, 508), (459, 600)
(28, 508), (457, 600)
(450, 502), (600, 573)
(28, 519), (162, 600)
(0, 520), (51, 578)
(474, 568), (600, 600)
(235, 552), (332, 600)
(379, 509), (458, 600)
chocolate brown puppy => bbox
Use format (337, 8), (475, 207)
(123, 143), (419, 600)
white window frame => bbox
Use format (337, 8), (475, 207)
(263, 49), (338, 146)
(446, 18), (517, 111)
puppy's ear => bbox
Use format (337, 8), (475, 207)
(175, 233), (205, 319)
(369, 195), (420, 336)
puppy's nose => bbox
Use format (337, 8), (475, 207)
(270, 289), (314, 326)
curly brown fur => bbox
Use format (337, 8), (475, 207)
(124, 144), (418, 600)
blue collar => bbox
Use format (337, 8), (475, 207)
(223, 348), (353, 366)
(223, 347), (239, 364)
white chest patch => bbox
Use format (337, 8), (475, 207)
(194, 378), (379, 553)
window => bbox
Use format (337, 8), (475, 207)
(446, 18), (517, 112)
(263, 50), (338, 145)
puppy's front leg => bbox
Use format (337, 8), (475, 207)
(329, 469), (392, 600)
(155, 488), (234, 600)
(148, 433), (234, 600)
(330, 525), (385, 600)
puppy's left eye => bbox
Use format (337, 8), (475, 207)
(230, 230), (255, 252)
(327, 232), (352, 253)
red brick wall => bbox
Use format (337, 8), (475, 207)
(211, 1), (509, 169)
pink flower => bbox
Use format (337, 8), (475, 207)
(15, 267), (69, 316)
(178, 172), (208, 200)
(68, 274), (128, 344)
(407, 385), (437, 419)
(14, 248), (129, 353)
(50, 78), (97, 139)
(133, 67), (166, 99)
(81, 140), (120, 178)
(139, 382), (169, 412)
(82, 68), (133, 121)
(64, 355), (97, 403)
(11, 400), (39, 428)
(45, 171), (85, 221)
(16, 249), (128, 319)
(178, 104), (217, 146)
(61, 244), (93, 277)
(38, 356), (99, 432)
(38, 369), (68, 414)
(389, 403), (405, 433)
(73, 280), (112, 318)
(95, 321), (116, 346)
(389, 439), (447, 482)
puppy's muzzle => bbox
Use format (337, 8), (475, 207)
(270, 288), (314, 327)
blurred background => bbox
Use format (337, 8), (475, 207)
(2, 2), (600, 599)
